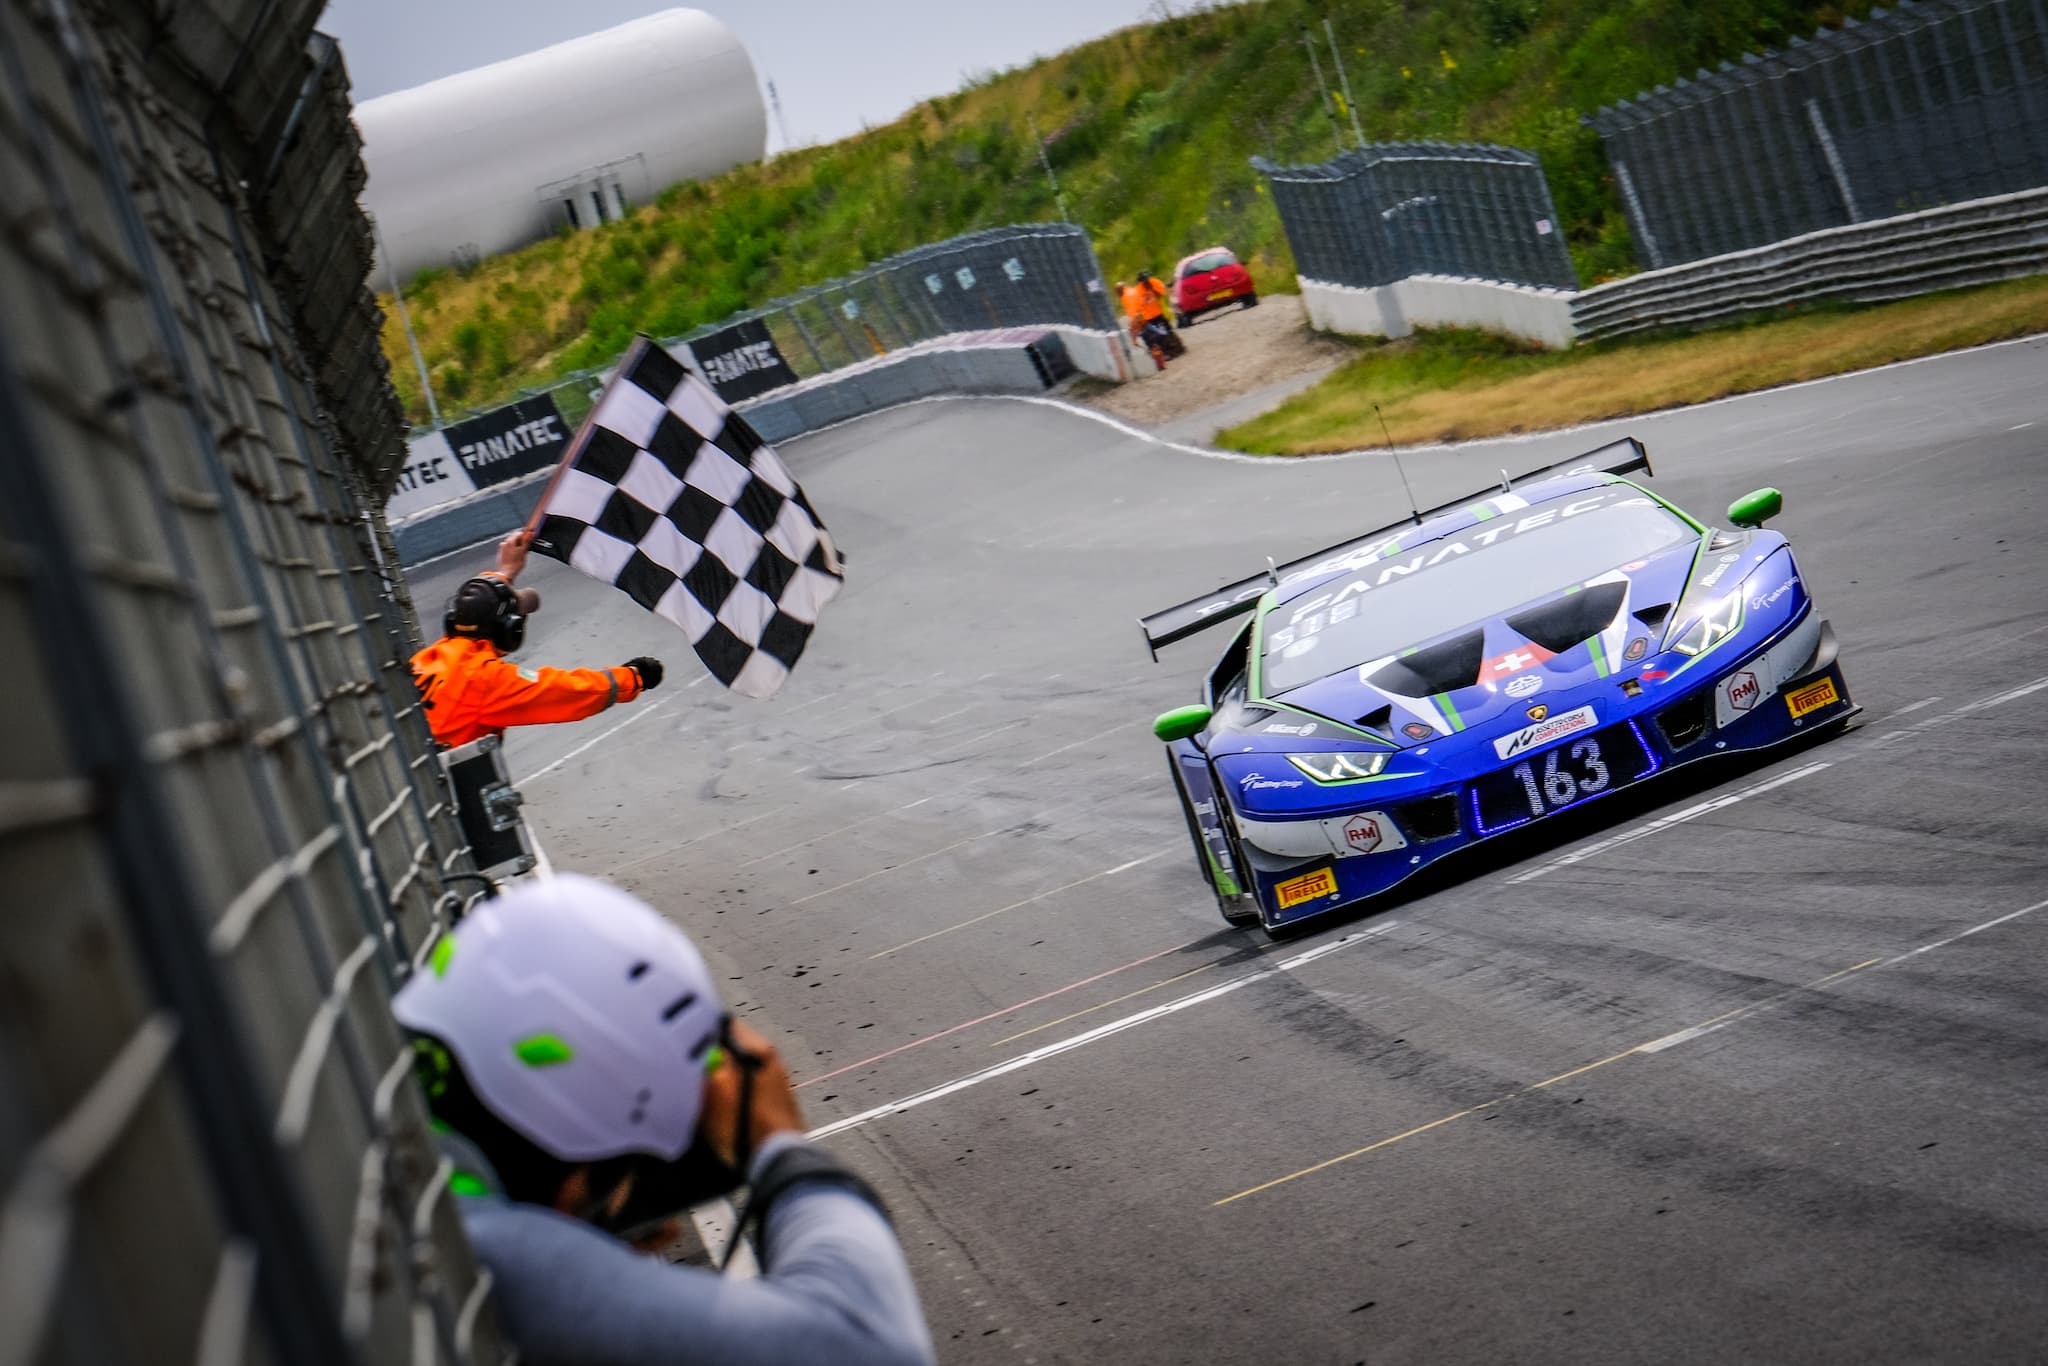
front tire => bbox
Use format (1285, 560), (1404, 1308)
(1169, 756), (1258, 927)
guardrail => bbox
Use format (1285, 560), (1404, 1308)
(1572, 187), (2048, 342)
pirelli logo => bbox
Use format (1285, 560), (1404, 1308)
(1785, 677), (1840, 719)
(1275, 867), (1338, 909)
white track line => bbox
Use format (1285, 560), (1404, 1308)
(523, 698), (676, 784)
(781, 332), (2048, 464)
(1507, 762), (1831, 884)
(808, 923), (1398, 1141)
(1509, 672), (2048, 885)
(868, 851), (1166, 959)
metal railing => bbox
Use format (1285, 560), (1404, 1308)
(1253, 142), (1579, 292)
(1572, 185), (2048, 339)
(1588, 0), (2048, 270)
(0, 4), (503, 1363)
(666, 222), (1120, 383)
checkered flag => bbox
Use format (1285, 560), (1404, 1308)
(528, 336), (844, 699)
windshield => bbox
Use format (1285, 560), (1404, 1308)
(1181, 251), (1236, 276)
(1260, 491), (1694, 694)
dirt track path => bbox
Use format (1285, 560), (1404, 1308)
(1079, 291), (1354, 428)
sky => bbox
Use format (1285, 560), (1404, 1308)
(319, 0), (1167, 151)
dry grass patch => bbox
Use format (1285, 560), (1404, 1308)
(1220, 275), (2048, 454)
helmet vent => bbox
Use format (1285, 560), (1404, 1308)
(628, 961), (650, 980)
(661, 991), (699, 1022)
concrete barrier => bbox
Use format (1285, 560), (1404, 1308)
(392, 327), (1115, 563)
(1299, 275), (1577, 349)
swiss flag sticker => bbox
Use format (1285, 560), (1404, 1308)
(1481, 643), (1556, 684)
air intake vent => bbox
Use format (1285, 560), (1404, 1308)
(1633, 602), (1673, 632)
(1505, 581), (1628, 655)
(1367, 630), (1486, 698)
(1655, 693), (1712, 750)
(1395, 794), (1461, 843)
(1354, 705), (1393, 735)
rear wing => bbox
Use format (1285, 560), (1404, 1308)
(1138, 436), (1652, 658)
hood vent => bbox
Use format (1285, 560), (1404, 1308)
(1505, 582), (1629, 655)
(1367, 630), (1485, 698)
(1354, 704), (1393, 735)
(1633, 601), (1673, 632)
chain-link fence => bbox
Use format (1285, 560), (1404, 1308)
(1252, 143), (1579, 292)
(1589, 0), (2048, 269)
(1, 3), (504, 1363)
(670, 222), (1121, 383)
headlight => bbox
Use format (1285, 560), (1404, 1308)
(1670, 591), (1744, 657)
(1285, 750), (1391, 782)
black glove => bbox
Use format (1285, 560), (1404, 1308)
(625, 656), (664, 691)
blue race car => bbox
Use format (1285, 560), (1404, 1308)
(1143, 438), (1857, 935)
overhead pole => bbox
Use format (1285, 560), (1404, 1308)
(1300, 29), (1343, 155)
(1026, 112), (1073, 223)
(373, 215), (442, 429)
(1324, 17), (1368, 149)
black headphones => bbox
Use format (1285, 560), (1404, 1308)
(444, 576), (527, 653)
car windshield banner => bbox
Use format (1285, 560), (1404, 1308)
(685, 318), (799, 403)
(445, 395), (571, 490)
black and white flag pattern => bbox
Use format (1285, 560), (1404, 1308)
(530, 336), (843, 699)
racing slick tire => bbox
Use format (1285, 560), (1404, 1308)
(1169, 756), (1258, 928)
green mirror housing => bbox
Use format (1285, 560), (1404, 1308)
(1152, 704), (1213, 743)
(1727, 487), (1784, 529)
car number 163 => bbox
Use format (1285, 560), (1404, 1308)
(1508, 740), (1611, 817)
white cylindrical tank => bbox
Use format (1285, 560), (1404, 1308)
(357, 9), (766, 282)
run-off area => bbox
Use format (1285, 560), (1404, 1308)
(409, 336), (2048, 1365)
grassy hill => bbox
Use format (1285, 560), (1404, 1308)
(379, 0), (1874, 423)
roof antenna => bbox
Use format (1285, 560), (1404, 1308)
(1376, 404), (1422, 526)
(1499, 467), (1513, 493)
(1265, 555), (1280, 588)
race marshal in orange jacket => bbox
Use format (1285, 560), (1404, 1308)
(1118, 273), (1169, 332)
(412, 531), (664, 748)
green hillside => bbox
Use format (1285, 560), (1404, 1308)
(380, 0), (1873, 423)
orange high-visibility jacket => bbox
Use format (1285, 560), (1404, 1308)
(1120, 278), (1167, 325)
(411, 636), (644, 748)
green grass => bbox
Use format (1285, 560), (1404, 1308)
(382, 0), (1881, 423)
(1218, 274), (2048, 453)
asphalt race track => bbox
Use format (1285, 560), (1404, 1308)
(411, 337), (2048, 1365)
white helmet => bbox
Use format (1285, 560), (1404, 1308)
(392, 874), (726, 1162)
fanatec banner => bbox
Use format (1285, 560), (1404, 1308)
(684, 317), (798, 402)
(445, 394), (571, 489)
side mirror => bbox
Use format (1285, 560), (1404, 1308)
(1727, 487), (1783, 529)
(1152, 704), (1213, 743)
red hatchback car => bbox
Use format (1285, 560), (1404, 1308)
(1169, 247), (1257, 326)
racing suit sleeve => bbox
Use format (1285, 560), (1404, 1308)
(459, 1137), (935, 1366)
(464, 655), (644, 731)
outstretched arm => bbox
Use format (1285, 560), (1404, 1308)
(464, 655), (647, 731)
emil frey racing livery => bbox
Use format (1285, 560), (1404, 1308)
(1144, 438), (1857, 934)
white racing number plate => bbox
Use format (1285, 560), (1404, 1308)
(1471, 724), (1657, 833)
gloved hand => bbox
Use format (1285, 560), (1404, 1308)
(625, 656), (664, 691)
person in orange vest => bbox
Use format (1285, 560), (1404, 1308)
(1118, 271), (1170, 339)
(412, 530), (664, 748)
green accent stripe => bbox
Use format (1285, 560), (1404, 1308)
(1205, 847), (1242, 898)
(449, 1170), (490, 1198)
(1469, 502), (1498, 522)
(1588, 631), (1612, 679)
(513, 1033), (574, 1067)
(429, 934), (454, 978)
(1433, 693), (1464, 731)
